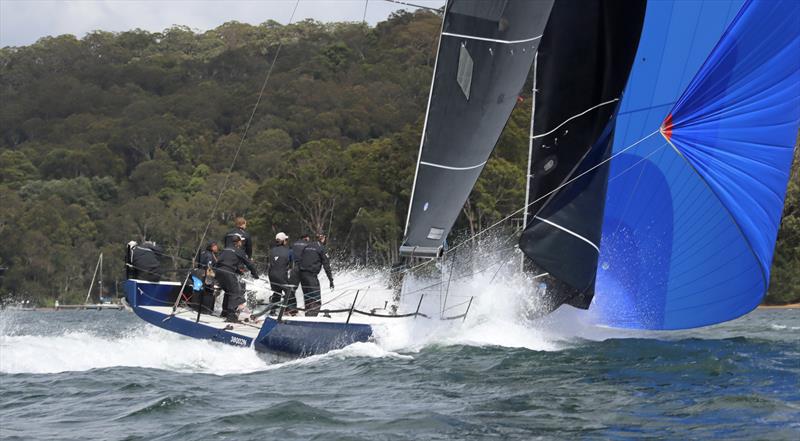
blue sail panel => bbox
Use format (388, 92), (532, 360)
(587, 0), (800, 330)
(666, 0), (800, 279)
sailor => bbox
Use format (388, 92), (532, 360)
(297, 233), (333, 316)
(289, 233), (310, 295)
(196, 240), (219, 270)
(215, 234), (258, 321)
(268, 232), (295, 314)
(191, 240), (219, 314)
(130, 241), (163, 282)
(223, 217), (252, 258)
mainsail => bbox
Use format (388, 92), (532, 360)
(400, 0), (555, 258)
(518, 1), (647, 311)
(594, 0), (800, 329)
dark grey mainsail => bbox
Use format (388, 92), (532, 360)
(519, 0), (646, 311)
(400, 0), (555, 258)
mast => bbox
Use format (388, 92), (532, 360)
(98, 253), (103, 301)
(85, 253), (102, 305)
(521, 52), (538, 270)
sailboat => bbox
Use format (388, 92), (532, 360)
(125, 0), (800, 356)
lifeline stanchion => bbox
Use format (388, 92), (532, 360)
(346, 290), (360, 324)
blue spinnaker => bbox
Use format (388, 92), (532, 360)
(593, 0), (800, 329)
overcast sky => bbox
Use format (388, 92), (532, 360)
(0, 0), (445, 47)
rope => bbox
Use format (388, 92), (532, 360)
(444, 129), (660, 256)
(169, 0), (302, 315)
(383, 0), (441, 12)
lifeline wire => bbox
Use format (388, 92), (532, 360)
(169, 0), (302, 316)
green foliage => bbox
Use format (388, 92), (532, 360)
(766, 139), (800, 304)
(0, 11), (797, 307)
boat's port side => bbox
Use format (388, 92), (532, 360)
(124, 279), (258, 348)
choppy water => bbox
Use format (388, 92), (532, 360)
(1, 306), (798, 440)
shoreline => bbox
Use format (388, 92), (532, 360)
(757, 303), (800, 309)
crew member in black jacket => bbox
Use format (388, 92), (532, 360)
(215, 235), (258, 321)
(130, 241), (163, 282)
(298, 233), (333, 316)
(289, 233), (310, 298)
(196, 240), (219, 270)
(268, 232), (295, 314)
(223, 217), (252, 258)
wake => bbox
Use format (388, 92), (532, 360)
(0, 266), (635, 375)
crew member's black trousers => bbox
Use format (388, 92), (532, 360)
(269, 277), (296, 311)
(217, 270), (244, 315)
(298, 271), (321, 316)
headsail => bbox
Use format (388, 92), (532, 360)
(400, 0), (555, 258)
(518, 0), (647, 311)
(595, 0), (800, 329)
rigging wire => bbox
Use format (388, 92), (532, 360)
(383, 0), (443, 12)
(444, 129), (661, 257)
(169, 0), (303, 316)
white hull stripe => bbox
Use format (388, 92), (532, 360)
(531, 98), (619, 140)
(534, 216), (600, 253)
(420, 160), (487, 171)
(442, 32), (542, 45)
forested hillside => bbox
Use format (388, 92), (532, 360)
(0, 11), (797, 305)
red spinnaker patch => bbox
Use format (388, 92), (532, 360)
(661, 113), (674, 141)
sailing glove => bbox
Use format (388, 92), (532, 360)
(329, 280), (334, 290)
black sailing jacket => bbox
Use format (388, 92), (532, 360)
(215, 247), (258, 278)
(299, 241), (332, 281)
(268, 245), (293, 282)
(223, 228), (252, 258)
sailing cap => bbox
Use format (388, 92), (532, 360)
(275, 232), (289, 241)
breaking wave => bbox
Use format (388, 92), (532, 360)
(0, 254), (639, 375)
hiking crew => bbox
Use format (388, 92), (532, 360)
(215, 235), (258, 321)
(129, 241), (163, 282)
(298, 233), (334, 317)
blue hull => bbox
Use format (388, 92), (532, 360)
(124, 279), (372, 356)
(254, 317), (373, 356)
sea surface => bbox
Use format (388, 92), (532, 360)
(1, 306), (798, 440)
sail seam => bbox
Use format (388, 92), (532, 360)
(662, 134), (768, 291)
(442, 32), (542, 45)
(420, 160), (486, 171)
(533, 216), (600, 252)
(531, 98), (619, 139)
